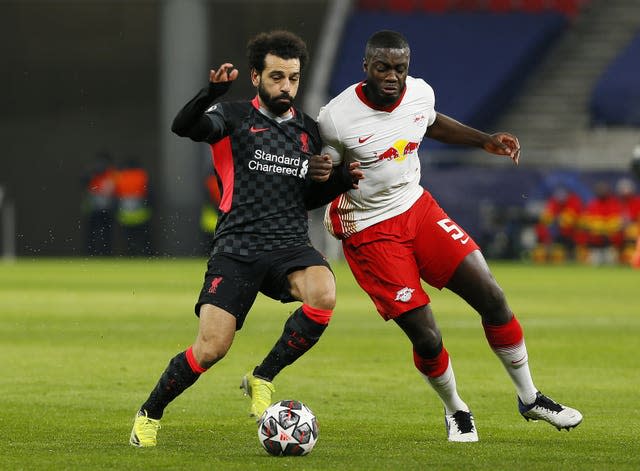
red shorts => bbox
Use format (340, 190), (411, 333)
(342, 191), (479, 320)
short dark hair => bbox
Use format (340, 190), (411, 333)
(365, 30), (410, 59)
(247, 30), (309, 73)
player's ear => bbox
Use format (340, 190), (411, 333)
(362, 58), (367, 73)
(250, 68), (260, 87)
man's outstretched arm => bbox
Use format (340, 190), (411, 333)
(426, 112), (520, 165)
(171, 64), (238, 142)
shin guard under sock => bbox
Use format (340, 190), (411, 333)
(141, 347), (207, 419)
(414, 346), (469, 414)
(483, 315), (537, 404)
(253, 305), (331, 381)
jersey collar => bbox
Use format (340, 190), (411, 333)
(355, 81), (406, 112)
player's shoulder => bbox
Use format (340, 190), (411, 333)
(206, 100), (252, 116)
(322, 83), (360, 111)
(406, 76), (434, 99)
(318, 83), (360, 126)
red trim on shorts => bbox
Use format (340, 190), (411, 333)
(185, 346), (208, 374)
(413, 347), (449, 378)
(211, 138), (234, 213)
(482, 315), (523, 349)
(302, 304), (333, 325)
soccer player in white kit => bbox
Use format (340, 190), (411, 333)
(316, 30), (582, 442)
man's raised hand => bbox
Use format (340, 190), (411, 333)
(210, 63), (239, 83)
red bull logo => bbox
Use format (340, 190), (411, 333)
(377, 139), (420, 162)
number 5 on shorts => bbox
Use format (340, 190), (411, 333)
(437, 218), (470, 244)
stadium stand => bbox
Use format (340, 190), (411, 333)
(356, 0), (590, 16)
(329, 11), (568, 135)
(421, 166), (631, 259)
(590, 30), (640, 126)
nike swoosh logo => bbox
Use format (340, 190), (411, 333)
(511, 355), (527, 364)
(358, 134), (374, 143)
(250, 126), (269, 133)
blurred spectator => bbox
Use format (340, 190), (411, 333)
(114, 158), (152, 256)
(629, 145), (640, 268)
(82, 152), (117, 256)
(615, 178), (640, 264)
(199, 171), (221, 254)
(533, 185), (583, 263)
(577, 181), (623, 265)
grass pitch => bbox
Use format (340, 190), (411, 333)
(1, 258), (638, 470)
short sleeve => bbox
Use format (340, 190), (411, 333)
(317, 105), (345, 165)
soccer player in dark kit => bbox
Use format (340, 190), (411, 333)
(130, 30), (362, 447)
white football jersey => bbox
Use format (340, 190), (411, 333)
(318, 76), (437, 239)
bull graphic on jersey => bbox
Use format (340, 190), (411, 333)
(376, 139), (420, 162)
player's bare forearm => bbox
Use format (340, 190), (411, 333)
(426, 113), (489, 147)
(426, 112), (520, 164)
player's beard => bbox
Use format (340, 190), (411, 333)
(258, 82), (294, 116)
(365, 80), (401, 107)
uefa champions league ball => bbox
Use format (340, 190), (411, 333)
(257, 400), (319, 456)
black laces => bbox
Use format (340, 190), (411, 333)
(452, 411), (474, 433)
(535, 393), (563, 412)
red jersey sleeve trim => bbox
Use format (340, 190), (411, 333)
(211, 137), (234, 213)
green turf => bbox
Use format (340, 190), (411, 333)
(1, 258), (638, 470)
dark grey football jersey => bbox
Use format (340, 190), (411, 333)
(172, 83), (353, 256)
(206, 98), (320, 255)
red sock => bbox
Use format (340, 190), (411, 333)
(483, 315), (523, 350)
(301, 303), (333, 325)
(413, 347), (449, 378)
(185, 346), (208, 374)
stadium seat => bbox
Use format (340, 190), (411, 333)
(330, 11), (568, 132)
(487, 0), (514, 13)
(590, 31), (640, 126)
(417, 0), (451, 12)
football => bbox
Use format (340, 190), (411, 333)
(257, 400), (319, 456)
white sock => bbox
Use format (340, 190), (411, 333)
(492, 340), (538, 404)
(421, 360), (469, 414)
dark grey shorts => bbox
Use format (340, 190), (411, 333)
(194, 245), (331, 329)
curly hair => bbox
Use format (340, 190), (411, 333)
(247, 30), (309, 73)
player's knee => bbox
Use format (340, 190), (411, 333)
(197, 347), (227, 369)
(303, 279), (336, 311)
(412, 328), (442, 358)
(479, 282), (510, 324)
(193, 339), (231, 368)
(311, 289), (336, 311)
